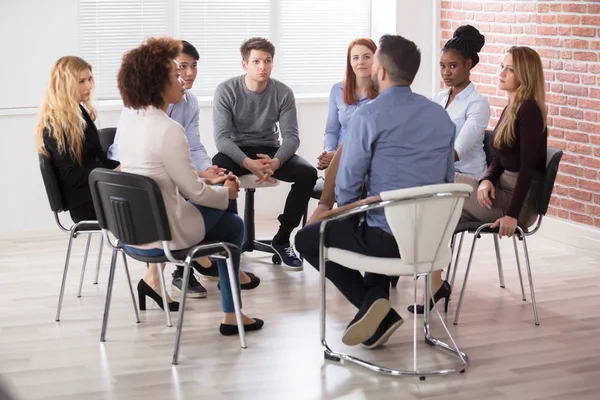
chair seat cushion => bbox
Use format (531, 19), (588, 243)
(326, 246), (452, 276)
(122, 241), (239, 264)
(73, 221), (101, 232)
(239, 174), (280, 189)
(454, 221), (528, 236)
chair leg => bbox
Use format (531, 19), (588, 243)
(93, 235), (104, 285)
(121, 252), (140, 323)
(242, 189), (256, 252)
(156, 263), (172, 327)
(445, 234), (457, 282)
(453, 234), (479, 325)
(512, 236), (526, 301)
(173, 261), (191, 365)
(100, 248), (119, 342)
(450, 232), (465, 289)
(519, 233), (540, 326)
(225, 252), (246, 349)
(77, 233), (93, 298)
(413, 275), (420, 373)
(56, 232), (76, 322)
(493, 234), (505, 288)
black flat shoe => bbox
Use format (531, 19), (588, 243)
(137, 279), (179, 312)
(219, 318), (264, 336)
(407, 280), (451, 314)
(218, 271), (261, 291)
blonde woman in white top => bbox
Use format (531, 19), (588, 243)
(116, 37), (263, 336)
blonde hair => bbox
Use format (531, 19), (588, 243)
(494, 46), (547, 149)
(35, 56), (96, 165)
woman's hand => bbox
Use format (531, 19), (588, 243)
(205, 175), (228, 185)
(491, 215), (518, 238)
(224, 175), (239, 200)
(477, 179), (495, 209)
(317, 151), (335, 170)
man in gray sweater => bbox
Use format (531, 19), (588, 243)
(213, 37), (317, 269)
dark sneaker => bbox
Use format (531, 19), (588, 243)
(192, 260), (219, 282)
(271, 240), (303, 270)
(342, 293), (391, 346)
(361, 308), (403, 349)
(172, 268), (207, 299)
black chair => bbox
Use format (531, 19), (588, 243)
(39, 154), (106, 321)
(449, 143), (563, 326)
(98, 127), (117, 154)
(89, 168), (246, 365)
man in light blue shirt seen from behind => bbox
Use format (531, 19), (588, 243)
(296, 34), (455, 350)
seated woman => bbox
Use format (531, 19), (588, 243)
(116, 37), (263, 336)
(309, 38), (378, 223)
(409, 25), (490, 313)
(411, 45), (548, 313)
(35, 56), (120, 223)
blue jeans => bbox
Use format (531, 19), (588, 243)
(126, 200), (243, 313)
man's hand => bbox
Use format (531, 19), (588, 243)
(243, 156), (277, 184)
(197, 165), (226, 180)
(317, 151), (335, 170)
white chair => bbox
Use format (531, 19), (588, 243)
(318, 183), (472, 378)
(238, 174), (283, 264)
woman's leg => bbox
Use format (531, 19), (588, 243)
(143, 263), (174, 302)
(307, 144), (344, 224)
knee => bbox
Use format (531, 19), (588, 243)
(295, 223), (318, 255)
(297, 165), (318, 186)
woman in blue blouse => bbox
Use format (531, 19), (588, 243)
(409, 25), (491, 314)
(309, 38), (378, 222)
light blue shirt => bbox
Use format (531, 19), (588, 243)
(336, 86), (456, 234)
(433, 82), (490, 180)
(109, 90), (213, 171)
(324, 82), (372, 152)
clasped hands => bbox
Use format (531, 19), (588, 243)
(243, 154), (280, 184)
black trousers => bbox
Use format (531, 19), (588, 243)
(295, 216), (399, 309)
(213, 146), (317, 241)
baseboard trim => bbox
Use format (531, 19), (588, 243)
(538, 216), (600, 254)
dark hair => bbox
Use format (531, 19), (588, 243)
(442, 25), (485, 68)
(377, 35), (421, 85)
(181, 40), (199, 60)
(240, 37), (275, 61)
(118, 37), (182, 109)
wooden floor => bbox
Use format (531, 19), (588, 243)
(1, 220), (600, 399)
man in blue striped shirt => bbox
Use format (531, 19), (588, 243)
(296, 35), (456, 349)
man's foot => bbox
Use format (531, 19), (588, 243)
(172, 268), (207, 298)
(271, 240), (303, 270)
(192, 260), (219, 282)
(361, 308), (403, 349)
(342, 293), (391, 346)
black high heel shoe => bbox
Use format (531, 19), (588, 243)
(137, 279), (179, 312)
(407, 280), (451, 314)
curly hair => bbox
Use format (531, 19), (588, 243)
(118, 37), (182, 109)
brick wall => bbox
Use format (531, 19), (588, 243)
(440, 1), (600, 227)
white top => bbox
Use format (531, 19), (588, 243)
(433, 82), (490, 180)
(118, 107), (229, 250)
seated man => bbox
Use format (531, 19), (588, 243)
(296, 35), (456, 349)
(212, 37), (317, 270)
(109, 40), (259, 298)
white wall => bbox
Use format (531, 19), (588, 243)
(0, 0), (437, 235)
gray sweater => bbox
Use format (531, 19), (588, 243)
(213, 75), (299, 165)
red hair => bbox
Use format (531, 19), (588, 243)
(343, 38), (378, 105)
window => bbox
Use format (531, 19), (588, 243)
(79, 0), (371, 99)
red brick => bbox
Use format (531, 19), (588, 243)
(442, 30), (453, 40)
(550, 3), (562, 12)
(494, 35), (518, 45)
(562, 51), (573, 59)
(555, 185), (569, 196)
(451, 2), (463, 9)
(560, 107), (584, 119)
(497, 14), (516, 24)
(586, 204), (600, 217)
(563, 3), (587, 13)
(502, 4), (514, 12)
(579, 122), (600, 135)
(564, 39), (590, 50)
(518, 36), (536, 45)
(579, 156), (600, 169)
(582, 75), (597, 85)
(561, 153), (577, 164)
(560, 163), (584, 176)
(538, 49), (560, 59)
(582, 16), (600, 26)
(463, 2), (482, 11)
(538, 3), (549, 13)
(493, 25), (512, 34)
(551, 61), (564, 70)
(557, 209), (569, 219)
(579, 179), (600, 191)
(574, 52), (598, 62)
(563, 199), (586, 213)
(515, 3), (535, 12)
(550, 196), (562, 207)
(589, 135), (600, 145)
(523, 25), (536, 35)
(592, 41), (600, 51)
(545, 71), (555, 82)
(590, 64), (600, 74)
(551, 83), (563, 93)
(564, 62), (589, 73)
(559, 27), (572, 36)
(547, 207), (557, 216)
(474, 13), (495, 22)
(539, 37), (562, 47)
(556, 72), (580, 84)
(585, 112), (599, 122)
(547, 94), (568, 105)
(558, 15), (580, 25)
(570, 188), (593, 202)
(447, 12), (467, 20)
(441, 1), (451, 9)
(589, 5), (600, 14)
(573, 27), (596, 38)
(564, 129), (589, 141)
(568, 97), (578, 107)
(549, 138), (567, 149)
(537, 26), (558, 36)
(584, 168), (598, 179)
(580, 99), (600, 110)
(564, 85), (588, 96)
(557, 174), (578, 187)
(484, 3), (502, 12)
(518, 15), (532, 24)
(570, 212), (593, 225)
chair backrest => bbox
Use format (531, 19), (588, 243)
(380, 183), (473, 267)
(483, 129), (495, 167)
(38, 153), (65, 213)
(89, 169), (172, 245)
(537, 147), (563, 215)
(98, 127), (117, 154)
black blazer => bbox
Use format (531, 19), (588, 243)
(43, 105), (120, 211)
